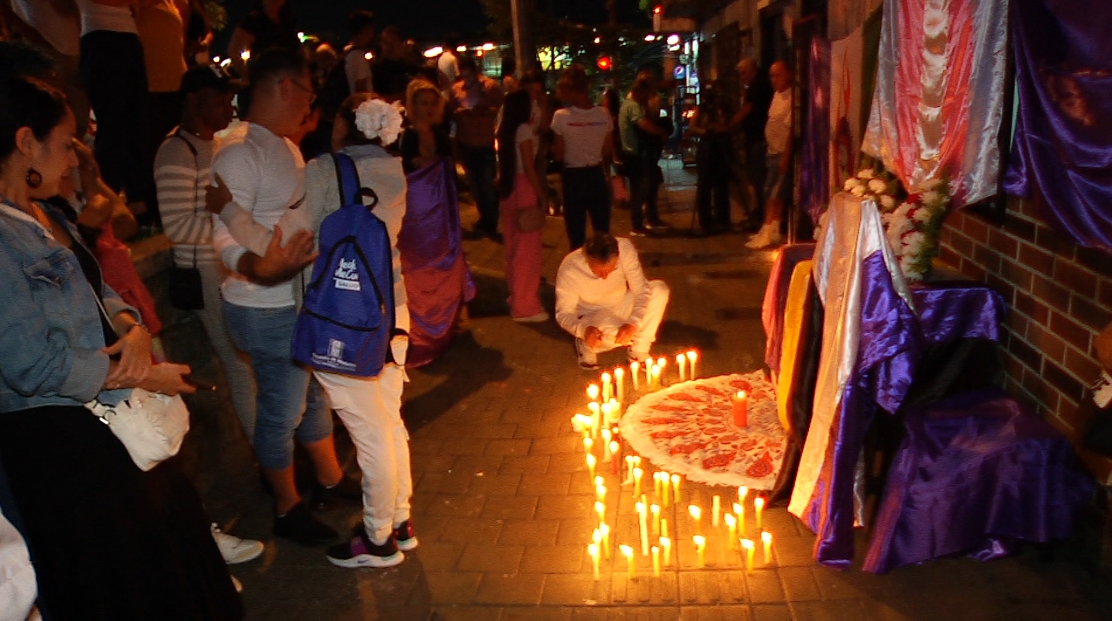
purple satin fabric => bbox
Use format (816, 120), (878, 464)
(398, 157), (476, 368)
(800, 37), (832, 224)
(802, 251), (921, 568)
(863, 389), (1094, 574)
(1002, 0), (1112, 251)
(762, 243), (817, 375)
(910, 282), (1006, 346)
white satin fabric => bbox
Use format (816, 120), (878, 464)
(862, 0), (1008, 206)
(788, 194), (913, 521)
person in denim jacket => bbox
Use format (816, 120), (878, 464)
(0, 76), (242, 620)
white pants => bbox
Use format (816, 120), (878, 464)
(579, 280), (670, 355)
(315, 365), (412, 544)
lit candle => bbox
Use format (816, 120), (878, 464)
(645, 359), (653, 386)
(599, 403), (611, 433)
(734, 502), (745, 535)
(741, 538), (755, 573)
(688, 505), (702, 533)
(637, 501), (649, 555)
(583, 437), (593, 454)
(595, 483), (607, 503)
(671, 474), (682, 503)
(588, 542), (600, 580)
(601, 373), (612, 402)
(660, 472), (670, 508)
(693, 535), (706, 568)
(601, 429), (612, 461)
(624, 455), (635, 482)
(650, 365), (661, 391)
(656, 356), (667, 385)
(660, 536), (672, 566)
(609, 441), (620, 474)
(651, 545), (661, 577)
(614, 367), (625, 402)
(630, 362), (640, 391)
(686, 350), (698, 379)
(587, 402), (601, 438)
(738, 486), (748, 505)
(620, 545), (635, 579)
(677, 353), (687, 382)
(732, 391), (749, 427)
(633, 467), (643, 499)
(660, 518), (669, 540)
(712, 495), (721, 527)
(724, 513), (737, 550)
(761, 531), (773, 565)
(599, 522), (611, 558)
(571, 415), (585, 434)
(653, 471), (662, 499)
(594, 500), (605, 523)
(650, 504), (661, 535)
(754, 497), (765, 530)
(587, 383), (600, 403)
(586, 454), (597, 480)
(607, 399), (621, 424)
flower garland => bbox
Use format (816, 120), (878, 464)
(353, 98), (404, 146)
(841, 168), (950, 282)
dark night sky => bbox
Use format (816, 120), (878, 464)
(220, 0), (649, 45)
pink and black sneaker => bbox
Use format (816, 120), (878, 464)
(392, 520), (418, 551)
(325, 532), (403, 568)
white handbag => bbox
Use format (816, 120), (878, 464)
(85, 388), (190, 471)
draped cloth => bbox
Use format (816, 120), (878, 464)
(762, 243), (818, 378)
(800, 36), (831, 224)
(788, 193), (921, 568)
(397, 157), (476, 368)
(1002, 0), (1112, 251)
(861, 0), (1008, 205)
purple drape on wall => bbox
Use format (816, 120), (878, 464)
(398, 157), (476, 368)
(800, 37), (831, 224)
(1003, 0), (1112, 251)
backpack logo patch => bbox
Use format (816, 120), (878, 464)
(333, 258), (361, 291)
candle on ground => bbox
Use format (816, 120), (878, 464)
(741, 538), (755, 573)
(594, 500), (605, 523)
(601, 372), (612, 402)
(724, 514), (737, 550)
(660, 536), (672, 566)
(582, 437), (593, 454)
(660, 473), (670, 508)
(637, 501), (649, 555)
(607, 399), (621, 424)
(652, 545), (661, 577)
(738, 486), (748, 505)
(595, 483), (606, 503)
(677, 353), (687, 382)
(732, 390), (749, 427)
(686, 350), (698, 379)
(586, 454), (597, 480)
(599, 522), (611, 558)
(650, 504), (661, 534)
(587, 383), (599, 403)
(624, 456), (635, 482)
(656, 357), (667, 386)
(633, 467), (643, 499)
(693, 535), (706, 568)
(588, 543), (600, 580)
(734, 502), (746, 535)
(650, 365), (661, 391)
(653, 471), (663, 499)
(601, 429), (612, 460)
(609, 441), (620, 475)
(754, 497), (765, 530)
(614, 367), (625, 402)
(660, 518), (669, 540)
(587, 402), (601, 437)
(712, 495), (721, 527)
(620, 545), (635, 579)
(761, 531), (773, 565)
(671, 474), (682, 504)
(630, 362), (640, 391)
(688, 505), (702, 533)
(645, 359), (653, 386)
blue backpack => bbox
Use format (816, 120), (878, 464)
(291, 153), (395, 377)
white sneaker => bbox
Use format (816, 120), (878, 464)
(212, 524), (265, 565)
(745, 223), (781, 249)
(513, 312), (549, 323)
(575, 339), (599, 370)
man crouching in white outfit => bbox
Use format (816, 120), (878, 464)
(555, 233), (670, 369)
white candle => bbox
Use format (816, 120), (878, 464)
(608, 441), (619, 471)
(660, 536), (672, 566)
(588, 542), (600, 580)
(660, 473), (670, 508)
(660, 517), (669, 540)
(624, 455), (635, 482)
(587, 383), (600, 403)
(633, 467), (643, 499)
(688, 505), (702, 533)
(595, 483), (606, 503)
(601, 428), (612, 461)
(594, 500), (605, 523)
(734, 502), (745, 535)
(607, 399), (621, 425)
(693, 535), (706, 568)
(645, 359), (653, 385)
(741, 538), (755, 573)
(599, 522), (611, 558)
(677, 353), (687, 382)
(650, 503), (661, 534)
(586, 454), (596, 480)
(652, 545), (661, 577)
(637, 501), (649, 556)
(601, 373), (612, 402)
(686, 350), (698, 379)
(630, 362), (640, 391)
(650, 365), (661, 391)
(738, 486), (748, 505)
(620, 545), (635, 579)
(582, 437), (593, 454)
(614, 367), (625, 402)
(724, 513), (737, 550)
(656, 356), (667, 385)
(761, 531), (773, 565)
(754, 497), (765, 530)
(671, 474), (682, 503)
(712, 495), (721, 527)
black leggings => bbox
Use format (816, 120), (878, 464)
(562, 165), (611, 250)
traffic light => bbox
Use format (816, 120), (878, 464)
(597, 56), (612, 71)
(653, 6), (662, 31)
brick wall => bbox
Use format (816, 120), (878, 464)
(937, 194), (1112, 483)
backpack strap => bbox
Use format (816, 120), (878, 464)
(333, 152), (380, 210)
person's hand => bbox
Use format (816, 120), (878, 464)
(140, 363), (197, 396)
(72, 139), (100, 180)
(253, 225), (318, 284)
(102, 325), (153, 389)
(205, 173), (234, 215)
(584, 326), (604, 349)
(615, 323), (637, 346)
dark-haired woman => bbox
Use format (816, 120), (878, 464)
(0, 77), (241, 619)
(497, 89), (548, 322)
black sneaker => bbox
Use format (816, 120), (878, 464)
(392, 520), (419, 551)
(311, 476), (363, 510)
(274, 502), (338, 545)
(326, 532), (404, 568)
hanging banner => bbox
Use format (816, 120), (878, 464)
(861, 0), (1008, 206)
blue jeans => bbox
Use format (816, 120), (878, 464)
(223, 302), (332, 470)
(458, 145), (499, 234)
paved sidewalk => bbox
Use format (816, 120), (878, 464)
(168, 160), (1112, 620)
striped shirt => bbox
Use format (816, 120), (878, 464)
(154, 128), (218, 266)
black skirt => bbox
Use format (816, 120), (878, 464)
(0, 405), (242, 621)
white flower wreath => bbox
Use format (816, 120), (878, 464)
(353, 99), (404, 146)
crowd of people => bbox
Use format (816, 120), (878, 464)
(0, 1), (796, 618)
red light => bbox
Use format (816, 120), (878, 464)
(597, 56), (612, 70)
(653, 5), (662, 13)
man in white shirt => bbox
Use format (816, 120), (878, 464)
(555, 233), (670, 369)
(209, 48), (354, 545)
(747, 60), (793, 249)
(342, 10), (375, 95)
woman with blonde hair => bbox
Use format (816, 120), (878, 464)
(396, 79), (475, 365)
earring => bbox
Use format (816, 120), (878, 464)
(25, 168), (42, 189)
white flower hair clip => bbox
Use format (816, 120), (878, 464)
(353, 99), (405, 146)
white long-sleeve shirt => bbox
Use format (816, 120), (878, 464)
(210, 123), (305, 308)
(555, 237), (650, 338)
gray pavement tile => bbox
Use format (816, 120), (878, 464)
(746, 568), (787, 604)
(536, 494), (600, 520)
(520, 471), (573, 496)
(790, 600), (870, 621)
(411, 454), (458, 475)
(437, 517), (504, 545)
(457, 543), (525, 573)
(422, 571), (484, 605)
(500, 520), (561, 547)
(474, 573), (546, 605)
(679, 606), (753, 621)
(556, 518), (607, 546)
(778, 567), (822, 602)
(513, 420), (567, 439)
(530, 436), (584, 456)
(485, 439), (535, 457)
(520, 544), (588, 574)
(423, 494), (489, 519)
(439, 436), (492, 456)
(540, 574), (613, 605)
(413, 541), (467, 572)
(501, 607), (573, 621)
(479, 495), (539, 520)
(468, 473), (524, 496)
(450, 455), (506, 476)
(499, 454), (552, 474)
(752, 604), (793, 621)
